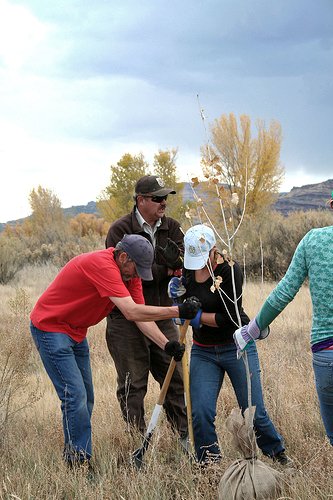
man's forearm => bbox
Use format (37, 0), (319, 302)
(126, 304), (178, 322)
(135, 321), (168, 349)
(110, 295), (199, 324)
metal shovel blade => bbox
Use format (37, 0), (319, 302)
(130, 435), (151, 469)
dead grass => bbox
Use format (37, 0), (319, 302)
(1, 266), (332, 499)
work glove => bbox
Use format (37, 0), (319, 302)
(233, 318), (270, 359)
(168, 276), (187, 300)
(190, 309), (203, 329)
(155, 238), (183, 270)
(178, 296), (201, 319)
(164, 340), (185, 361)
(169, 277), (187, 325)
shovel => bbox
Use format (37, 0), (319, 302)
(181, 339), (195, 457)
(131, 320), (190, 469)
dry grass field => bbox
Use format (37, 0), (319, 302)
(1, 264), (332, 499)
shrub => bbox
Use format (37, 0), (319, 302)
(0, 288), (41, 448)
(229, 209), (332, 280)
(0, 235), (26, 284)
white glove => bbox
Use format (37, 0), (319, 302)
(233, 318), (270, 359)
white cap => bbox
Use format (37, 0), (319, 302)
(184, 224), (216, 270)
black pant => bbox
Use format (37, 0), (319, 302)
(106, 313), (188, 436)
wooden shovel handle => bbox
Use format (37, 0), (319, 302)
(157, 320), (190, 405)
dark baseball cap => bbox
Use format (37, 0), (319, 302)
(118, 234), (154, 281)
(135, 175), (176, 196)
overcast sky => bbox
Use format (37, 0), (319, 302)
(1, 0), (332, 222)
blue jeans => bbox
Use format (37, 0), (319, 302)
(30, 323), (94, 463)
(313, 350), (333, 445)
(190, 342), (284, 463)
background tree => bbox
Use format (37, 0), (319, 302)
(28, 185), (68, 243)
(69, 213), (109, 238)
(153, 148), (178, 187)
(202, 113), (284, 217)
(97, 153), (148, 221)
(98, 149), (188, 226)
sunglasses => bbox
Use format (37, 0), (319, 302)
(143, 195), (168, 203)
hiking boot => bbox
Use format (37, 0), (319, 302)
(273, 451), (293, 466)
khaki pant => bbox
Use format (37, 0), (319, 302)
(106, 312), (188, 437)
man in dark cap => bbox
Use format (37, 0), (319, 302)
(30, 234), (200, 468)
(105, 175), (189, 444)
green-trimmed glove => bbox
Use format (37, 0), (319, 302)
(233, 318), (270, 359)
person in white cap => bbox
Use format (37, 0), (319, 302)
(30, 234), (200, 470)
(169, 224), (289, 465)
